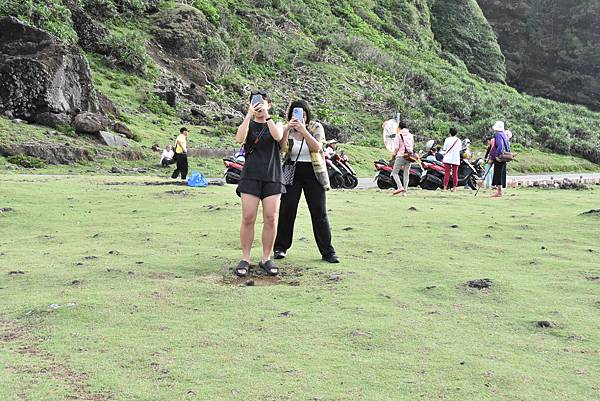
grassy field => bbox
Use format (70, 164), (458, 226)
(1, 175), (599, 401)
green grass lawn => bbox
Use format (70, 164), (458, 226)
(1, 175), (599, 400)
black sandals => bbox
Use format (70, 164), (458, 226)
(235, 260), (251, 277)
(259, 260), (279, 276)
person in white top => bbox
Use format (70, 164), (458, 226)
(160, 144), (174, 167)
(324, 139), (338, 158)
(442, 127), (462, 192)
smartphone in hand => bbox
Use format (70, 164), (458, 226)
(251, 94), (263, 108)
(292, 107), (304, 123)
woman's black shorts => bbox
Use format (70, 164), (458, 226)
(238, 179), (286, 200)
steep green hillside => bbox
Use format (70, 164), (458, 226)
(478, 0), (600, 111)
(430, 0), (506, 83)
(1, 0), (600, 168)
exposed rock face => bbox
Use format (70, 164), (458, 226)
(431, 0), (506, 83)
(477, 0), (600, 110)
(98, 131), (129, 147)
(0, 142), (93, 164)
(0, 17), (101, 123)
(73, 112), (109, 134)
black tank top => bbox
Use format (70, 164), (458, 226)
(241, 121), (283, 183)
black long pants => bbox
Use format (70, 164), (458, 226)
(275, 162), (335, 257)
(171, 153), (188, 179)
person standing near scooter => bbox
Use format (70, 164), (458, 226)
(391, 122), (415, 196)
(490, 121), (511, 197)
(442, 128), (461, 192)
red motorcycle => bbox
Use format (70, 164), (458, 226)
(223, 157), (244, 184)
(374, 159), (423, 189)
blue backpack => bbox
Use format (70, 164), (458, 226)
(187, 171), (208, 187)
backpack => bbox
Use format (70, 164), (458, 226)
(187, 171), (208, 187)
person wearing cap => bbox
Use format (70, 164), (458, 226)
(324, 139), (338, 158)
(234, 90), (285, 277)
(490, 121), (511, 197)
(171, 127), (189, 180)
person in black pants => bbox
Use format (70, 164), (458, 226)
(274, 100), (339, 264)
(171, 127), (189, 180)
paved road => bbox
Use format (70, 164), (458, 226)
(357, 172), (600, 190)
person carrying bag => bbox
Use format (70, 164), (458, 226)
(274, 100), (339, 264)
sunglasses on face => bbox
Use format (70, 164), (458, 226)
(251, 90), (268, 97)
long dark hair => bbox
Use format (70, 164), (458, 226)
(287, 100), (312, 124)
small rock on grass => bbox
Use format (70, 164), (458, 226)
(408, 206), (417, 211)
(536, 320), (555, 328)
(467, 279), (493, 289)
(451, 224), (459, 228)
(8, 271), (25, 275)
(351, 330), (372, 338)
(278, 311), (291, 317)
(342, 227), (353, 231)
(0, 207), (14, 213)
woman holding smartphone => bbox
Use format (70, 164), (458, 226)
(235, 91), (285, 277)
(274, 100), (339, 264)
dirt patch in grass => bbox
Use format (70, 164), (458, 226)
(221, 264), (306, 287)
(0, 315), (112, 401)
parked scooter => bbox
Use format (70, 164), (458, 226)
(326, 155), (345, 189)
(374, 159), (423, 190)
(223, 156), (244, 185)
(420, 156), (484, 190)
(331, 153), (359, 189)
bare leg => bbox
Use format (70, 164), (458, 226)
(240, 193), (260, 262)
(260, 194), (281, 262)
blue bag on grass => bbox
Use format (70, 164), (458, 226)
(187, 171), (208, 187)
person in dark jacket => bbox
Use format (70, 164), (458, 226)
(490, 121), (511, 197)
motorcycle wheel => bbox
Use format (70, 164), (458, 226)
(419, 180), (439, 191)
(377, 179), (391, 190)
(331, 175), (344, 189)
(343, 175), (359, 189)
(467, 175), (478, 190)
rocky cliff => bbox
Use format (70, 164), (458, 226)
(477, 0), (600, 111)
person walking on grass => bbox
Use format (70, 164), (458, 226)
(274, 100), (339, 264)
(391, 122), (414, 196)
(234, 91), (285, 277)
(171, 127), (189, 181)
(442, 127), (461, 192)
(490, 121), (511, 198)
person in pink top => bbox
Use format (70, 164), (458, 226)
(391, 122), (415, 196)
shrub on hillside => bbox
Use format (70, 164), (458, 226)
(100, 31), (151, 75)
(202, 37), (232, 78)
(0, 0), (77, 42)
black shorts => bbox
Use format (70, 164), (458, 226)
(237, 179), (286, 200)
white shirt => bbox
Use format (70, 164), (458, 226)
(442, 136), (461, 165)
(289, 136), (311, 162)
(160, 149), (174, 163)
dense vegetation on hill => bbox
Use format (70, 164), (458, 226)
(0, 0), (599, 168)
(478, 0), (600, 111)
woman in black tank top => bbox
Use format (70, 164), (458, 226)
(234, 91), (285, 277)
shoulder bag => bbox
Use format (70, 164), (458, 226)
(400, 134), (419, 162)
(282, 137), (305, 186)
